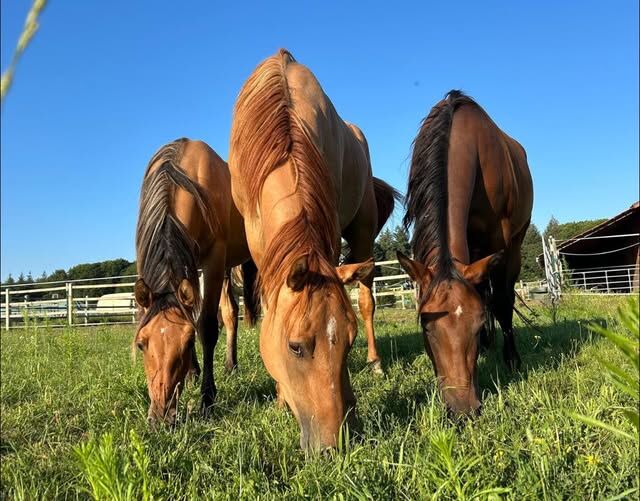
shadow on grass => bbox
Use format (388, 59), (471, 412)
(174, 314), (604, 429)
(361, 316), (603, 425)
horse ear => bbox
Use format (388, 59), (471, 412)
(460, 251), (503, 285)
(134, 279), (152, 309)
(177, 279), (196, 308)
(396, 252), (428, 283)
(336, 258), (374, 285)
(287, 255), (310, 292)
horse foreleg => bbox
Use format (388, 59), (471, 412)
(220, 275), (239, 373)
(358, 272), (383, 374)
(495, 296), (520, 370)
(188, 345), (201, 381)
(199, 262), (225, 414)
(491, 247), (523, 371)
(477, 284), (496, 350)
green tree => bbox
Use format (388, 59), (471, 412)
(17, 272), (25, 284)
(121, 262), (138, 277)
(48, 269), (68, 282)
(372, 241), (384, 262)
(4, 274), (15, 285)
(543, 216), (560, 239)
(376, 228), (395, 262)
(519, 224), (544, 280)
(543, 216), (607, 243)
(392, 225), (411, 257)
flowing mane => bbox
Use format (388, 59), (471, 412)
(229, 49), (341, 303)
(135, 138), (219, 329)
(403, 90), (477, 298)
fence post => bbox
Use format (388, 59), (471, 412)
(604, 270), (609, 293)
(4, 288), (9, 330)
(67, 282), (73, 326)
(583, 272), (587, 290)
(372, 281), (377, 305)
(627, 269), (632, 293)
(84, 295), (88, 326)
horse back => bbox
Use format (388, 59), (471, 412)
(151, 139), (233, 259)
(284, 62), (372, 230)
(451, 103), (533, 248)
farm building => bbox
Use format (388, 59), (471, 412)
(538, 202), (640, 292)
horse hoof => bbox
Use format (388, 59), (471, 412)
(200, 389), (216, 416)
(369, 359), (384, 375)
(505, 354), (522, 372)
(224, 362), (238, 374)
(186, 369), (200, 383)
(200, 400), (214, 417)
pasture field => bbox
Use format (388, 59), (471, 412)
(1, 296), (638, 499)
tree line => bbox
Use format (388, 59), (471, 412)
(3, 258), (137, 286)
(2, 218), (605, 287)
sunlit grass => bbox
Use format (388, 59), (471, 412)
(1, 296), (638, 499)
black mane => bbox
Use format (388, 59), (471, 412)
(403, 90), (477, 298)
(135, 139), (214, 330)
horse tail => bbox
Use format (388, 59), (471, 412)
(241, 259), (261, 327)
(230, 49), (339, 301)
(372, 177), (403, 236)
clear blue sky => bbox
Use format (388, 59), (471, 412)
(1, 1), (638, 278)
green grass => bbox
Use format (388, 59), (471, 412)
(1, 296), (638, 499)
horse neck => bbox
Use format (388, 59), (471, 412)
(445, 154), (476, 267)
(256, 160), (304, 247)
(446, 201), (471, 266)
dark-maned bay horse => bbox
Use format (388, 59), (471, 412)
(230, 49), (400, 449)
(398, 90), (533, 416)
(134, 138), (259, 425)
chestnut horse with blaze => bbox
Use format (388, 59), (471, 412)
(134, 138), (258, 425)
(230, 50), (399, 449)
(398, 91), (533, 416)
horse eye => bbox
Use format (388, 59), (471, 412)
(136, 341), (145, 352)
(288, 342), (304, 358)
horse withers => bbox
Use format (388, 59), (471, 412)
(229, 50), (399, 449)
(399, 91), (533, 416)
(134, 138), (258, 426)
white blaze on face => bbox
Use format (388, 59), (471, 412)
(327, 316), (337, 396)
(326, 316), (337, 346)
(160, 327), (166, 335)
(454, 305), (463, 319)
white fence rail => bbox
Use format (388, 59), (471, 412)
(1, 260), (637, 330)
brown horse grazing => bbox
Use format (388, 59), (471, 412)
(229, 49), (399, 449)
(134, 138), (259, 425)
(398, 90), (533, 416)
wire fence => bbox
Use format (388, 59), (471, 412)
(1, 259), (637, 330)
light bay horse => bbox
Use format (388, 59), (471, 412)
(134, 138), (258, 425)
(398, 91), (533, 416)
(229, 49), (399, 449)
